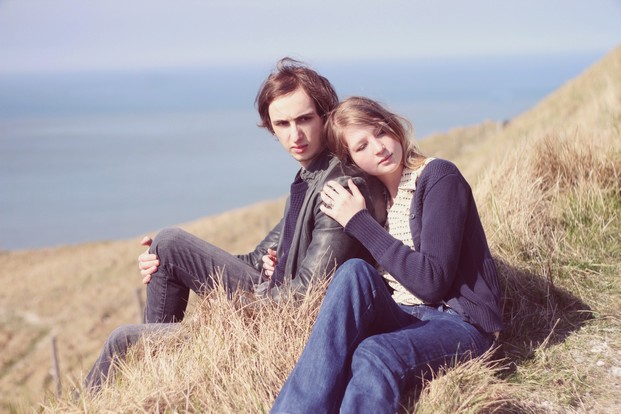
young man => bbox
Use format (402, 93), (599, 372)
(84, 58), (387, 391)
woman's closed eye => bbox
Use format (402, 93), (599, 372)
(354, 142), (368, 152)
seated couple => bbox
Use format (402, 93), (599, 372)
(85, 58), (503, 413)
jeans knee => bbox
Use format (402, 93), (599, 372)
(331, 258), (380, 293)
(150, 227), (188, 260)
(352, 337), (404, 382)
(105, 324), (143, 355)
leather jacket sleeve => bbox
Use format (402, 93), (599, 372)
(289, 174), (386, 293)
(235, 216), (284, 271)
(254, 206), (351, 302)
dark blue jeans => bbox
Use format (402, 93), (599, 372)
(271, 259), (494, 414)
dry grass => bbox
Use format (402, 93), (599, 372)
(472, 126), (621, 412)
(0, 199), (285, 412)
(419, 120), (506, 184)
(5, 46), (621, 413)
(46, 279), (328, 413)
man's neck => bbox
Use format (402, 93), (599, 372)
(300, 148), (329, 173)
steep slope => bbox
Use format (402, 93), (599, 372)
(421, 45), (621, 182)
(3, 44), (620, 412)
(0, 199), (285, 411)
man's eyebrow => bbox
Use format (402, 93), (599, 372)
(271, 110), (317, 124)
(295, 110), (317, 119)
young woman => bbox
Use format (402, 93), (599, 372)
(271, 97), (504, 413)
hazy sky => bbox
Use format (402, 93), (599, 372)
(1, 0), (620, 73)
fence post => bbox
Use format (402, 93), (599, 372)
(135, 287), (145, 323)
(51, 335), (61, 398)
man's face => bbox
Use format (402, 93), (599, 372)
(268, 87), (325, 168)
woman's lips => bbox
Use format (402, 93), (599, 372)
(379, 153), (392, 165)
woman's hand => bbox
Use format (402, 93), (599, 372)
(261, 248), (278, 279)
(319, 179), (366, 227)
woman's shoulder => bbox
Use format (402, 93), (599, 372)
(419, 158), (463, 183)
(413, 159), (473, 211)
(415, 158), (473, 197)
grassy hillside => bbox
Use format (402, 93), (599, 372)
(2, 45), (620, 413)
(0, 199), (286, 412)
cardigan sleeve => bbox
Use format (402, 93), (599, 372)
(344, 172), (469, 304)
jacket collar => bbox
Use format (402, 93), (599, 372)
(298, 149), (332, 183)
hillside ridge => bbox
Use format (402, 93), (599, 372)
(2, 44), (620, 412)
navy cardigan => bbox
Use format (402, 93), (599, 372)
(344, 159), (504, 334)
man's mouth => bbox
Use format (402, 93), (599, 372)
(292, 144), (308, 154)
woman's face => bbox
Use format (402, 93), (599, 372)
(343, 124), (403, 178)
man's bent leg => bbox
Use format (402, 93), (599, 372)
(84, 323), (179, 393)
(146, 227), (261, 323)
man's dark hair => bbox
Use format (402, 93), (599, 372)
(256, 57), (339, 134)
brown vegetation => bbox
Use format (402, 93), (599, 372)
(1, 45), (620, 413)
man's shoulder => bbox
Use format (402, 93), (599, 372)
(316, 154), (387, 223)
(328, 160), (385, 196)
(324, 155), (368, 181)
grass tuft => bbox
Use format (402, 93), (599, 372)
(26, 45), (621, 413)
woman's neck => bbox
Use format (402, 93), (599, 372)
(378, 166), (404, 202)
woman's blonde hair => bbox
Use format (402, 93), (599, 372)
(325, 97), (425, 169)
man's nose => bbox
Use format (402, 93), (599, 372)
(290, 123), (302, 140)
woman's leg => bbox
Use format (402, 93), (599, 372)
(271, 259), (415, 414)
(340, 306), (494, 413)
(145, 227), (261, 323)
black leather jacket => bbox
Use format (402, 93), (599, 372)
(237, 150), (387, 299)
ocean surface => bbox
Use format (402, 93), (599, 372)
(0, 52), (604, 250)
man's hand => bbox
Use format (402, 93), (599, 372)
(261, 248), (278, 279)
(138, 236), (159, 284)
(319, 179), (367, 227)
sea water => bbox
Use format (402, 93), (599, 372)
(0, 52), (603, 250)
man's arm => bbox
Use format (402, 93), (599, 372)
(290, 175), (386, 292)
(235, 217), (283, 271)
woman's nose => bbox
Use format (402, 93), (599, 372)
(373, 139), (385, 153)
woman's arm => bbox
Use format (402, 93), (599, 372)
(344, 173), (470, 304)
